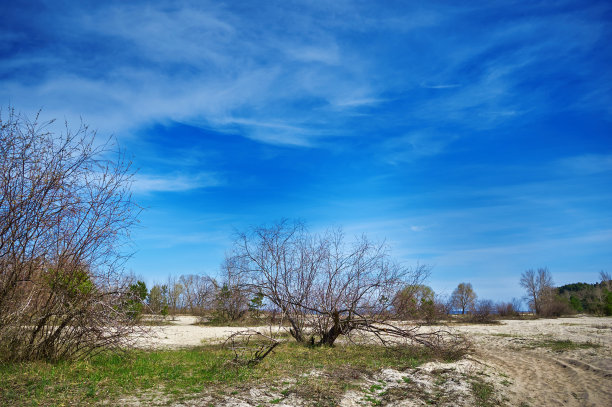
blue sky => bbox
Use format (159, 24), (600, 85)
(1, 0), (611, 302)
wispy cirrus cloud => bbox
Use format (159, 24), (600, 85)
(2, 0), (608, 151)
(557, 154), (612, 175)
(382, 131), (459, 163)
(131, 172), (221, 194)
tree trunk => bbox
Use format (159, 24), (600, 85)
(288, 317), (304, 343)
(318, 310), (343, 346)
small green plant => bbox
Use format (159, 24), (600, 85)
(363, 394), (382, 405)
(435, 376), (446, 385)
(471, 380), (495, 406)
(369, 384), (384, 393)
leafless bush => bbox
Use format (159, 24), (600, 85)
(223, 329), (280, 366)
(540, 296), (574, 317)
(470, 300), (495, 323)
(496, 300), (520, 317)
(0, 108), (140, 361)
(232, 220), (459, 350)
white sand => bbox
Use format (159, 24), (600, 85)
(132, 316), (282, 348)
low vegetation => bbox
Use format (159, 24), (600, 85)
(470, 379), (498, 407)
(557, 273), (612, 316)
(0, 110), (140, 362)
(0, 342), (455, 406)
(530, 339), (601, 352)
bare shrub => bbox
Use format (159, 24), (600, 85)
(495, 301), (519, 317)
(540, 295), (574, 317)
(470, 300), (495, 323)
(223, 329), (280, 366)
(0, 109), (139, 361)
(232, 220), (460, 350)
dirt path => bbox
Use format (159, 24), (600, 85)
(478, 348), (609, 406)
(466, 323), (612, 407)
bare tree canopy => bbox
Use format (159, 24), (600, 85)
(450, 282), (477, 315)
(0, 108), (140, 361)
(520, 267), (554, 315)
(601, 271), (611, 291)
(232, 220), (436, 347)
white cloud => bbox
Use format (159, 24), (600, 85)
(420, 83), (461, 89)
(2, 0), (610, 149)
(558, 154), (612, 175)
(131, 172), (221, 194)
(382, 131), (458, 163)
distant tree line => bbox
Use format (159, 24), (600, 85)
(520, 268), (612, 317)
(557, 271), (612, 316)
(138, 264), (612, 328)
(142, 269), (262, 325)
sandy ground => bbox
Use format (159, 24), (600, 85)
(133, 316), (282, 348)
(133, 316), (612, 406)
(460, 317), (612, 407)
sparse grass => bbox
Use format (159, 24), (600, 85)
(471, 380), (496, 406)
(529, 339), (601, 352)
(0, 341), (442, 406)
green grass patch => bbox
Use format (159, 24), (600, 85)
(471, 380), (496, 407)
(0, 341), (439, 406)
(530, 339), (601, 352)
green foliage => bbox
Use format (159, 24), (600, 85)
(569, 296), (583, 312)
(130, 281), (148, 301)
(126, 281), (147, 320)
(249, 291), (265, 318)
(46, 268), (94, 299)
(605, 291), (612, 316)
(557, 280), (612, 316)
